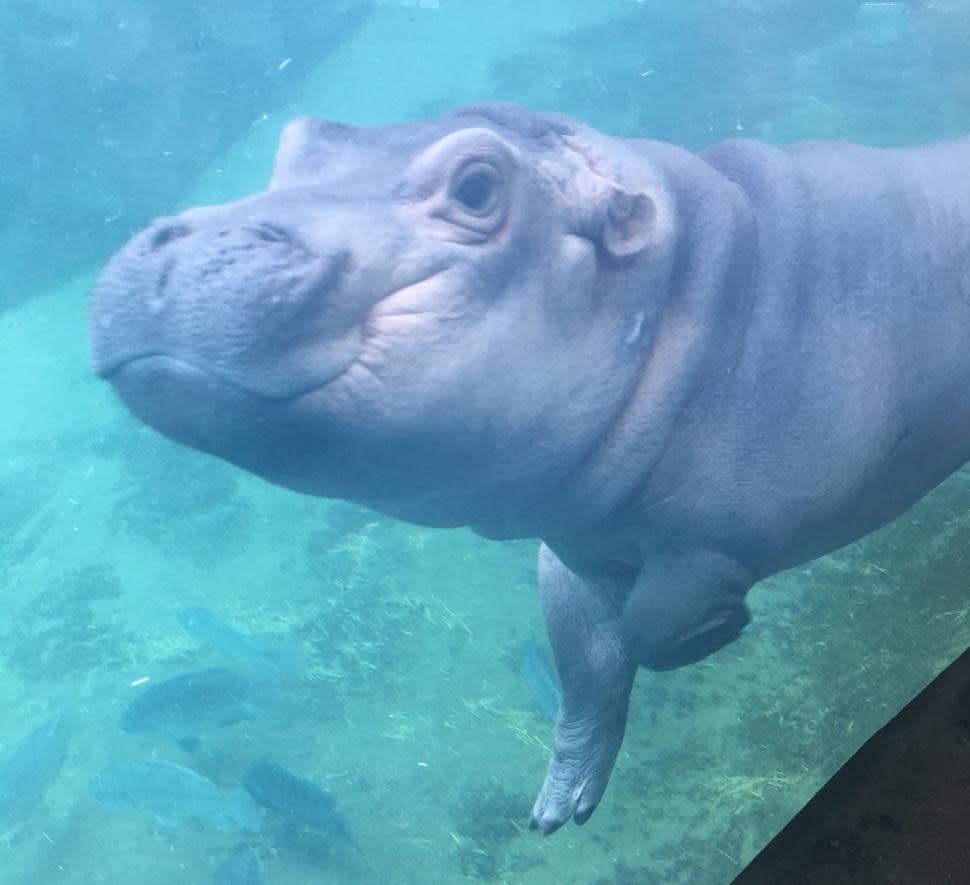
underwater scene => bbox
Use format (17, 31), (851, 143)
(3, 1), (970, 883)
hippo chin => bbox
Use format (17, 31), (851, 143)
(90, 103), (970, 834)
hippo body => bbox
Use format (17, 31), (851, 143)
(90, 104), (970, 834)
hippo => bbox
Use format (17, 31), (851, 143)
(89, 103), (970, 834)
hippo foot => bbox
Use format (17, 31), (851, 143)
(528, 717), (624, 835)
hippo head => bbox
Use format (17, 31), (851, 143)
(91, 104), (676, 534)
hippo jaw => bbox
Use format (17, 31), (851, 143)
(90, 228), (480, 511)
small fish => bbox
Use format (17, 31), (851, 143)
(0, 705), (74, 831)
(521, 641), (561, 722)
(119, 668), (260, 751)
(89, 760), (262, 833)
(213, 844), (264, 884)
(242, 758), (356, 847)
(178, 607), (303, 680)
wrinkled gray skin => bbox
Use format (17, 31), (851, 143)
(90, 103), (970, 834)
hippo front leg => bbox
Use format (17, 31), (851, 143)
(530, 544), (754, 834)
(529, 544), (637, 835)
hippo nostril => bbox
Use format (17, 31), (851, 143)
(253, 224), (291, 244)
(149, 222), (191, 251)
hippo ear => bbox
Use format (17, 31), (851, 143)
(601, 188), (659, 259)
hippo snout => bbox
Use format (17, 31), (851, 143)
(91, 206), (360, 402)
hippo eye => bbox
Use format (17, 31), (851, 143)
(451, 163), (500, 215)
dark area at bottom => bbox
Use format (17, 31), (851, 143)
(734, 642), (970, 885)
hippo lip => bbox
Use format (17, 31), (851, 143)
(102, 353), (344, 403)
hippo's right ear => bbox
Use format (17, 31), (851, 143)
(600, 187), (664, 259)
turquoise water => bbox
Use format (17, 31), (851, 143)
(3, 1), (970, 882)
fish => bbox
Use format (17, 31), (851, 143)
(0, 705), (74, 831)
(89, 759), (262, 833)
(212, 844), (264, 884)
(242, 758), (356, 847)
(178, 606), (303, 680)
(521, 641), (561, 722)
(119, 668), (260, 751)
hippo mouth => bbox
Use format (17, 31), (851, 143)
(104, 351), (340, 479)
(98, 351), (348, 403)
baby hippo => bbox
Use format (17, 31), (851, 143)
(90, 103), (970, 833)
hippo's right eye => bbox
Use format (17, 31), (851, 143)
(451, 162), (500, 216)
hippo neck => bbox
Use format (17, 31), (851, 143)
(543, 140), (758, 552)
